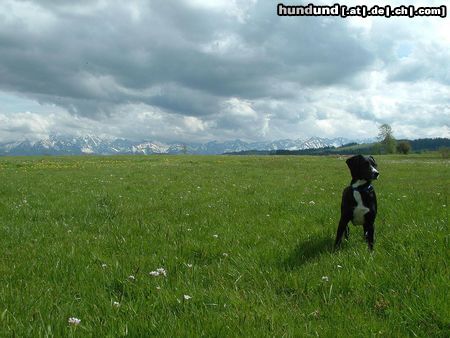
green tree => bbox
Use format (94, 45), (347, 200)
(378, 123), (397, 154)
(396, 141), (411, 154)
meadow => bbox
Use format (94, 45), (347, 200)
(0, 154), (448, 337)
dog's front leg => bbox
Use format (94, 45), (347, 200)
(363, 221), (375, 251)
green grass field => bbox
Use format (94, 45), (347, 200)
(0, 154), (448, 337)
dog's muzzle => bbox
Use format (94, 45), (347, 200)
(371, 167), (379, 180)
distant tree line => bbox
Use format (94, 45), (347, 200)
(225, 137), (449, 156)
(225, 123), (449, 156)
(372, 124), (449, 155)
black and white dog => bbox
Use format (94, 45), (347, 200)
(335, 155), (379, 250)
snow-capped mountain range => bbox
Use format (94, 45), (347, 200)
(0, 135), (368, 156)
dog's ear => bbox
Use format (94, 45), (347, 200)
(346, 155), (364, 178)
(368, 155), (377, 168)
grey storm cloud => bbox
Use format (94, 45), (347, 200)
(0, 0), (374, 118)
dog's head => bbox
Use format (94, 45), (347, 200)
(346, 155), (379, 181)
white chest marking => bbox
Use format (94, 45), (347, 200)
(352, 191), (370, 225)
(351, 180), (369, 225)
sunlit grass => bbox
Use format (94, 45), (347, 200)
(0, 154), (448, 336)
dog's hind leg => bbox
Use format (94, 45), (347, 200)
(345, 224), (350, 240)
(335, 214), (351, 249)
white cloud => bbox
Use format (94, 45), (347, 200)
(0, 0), (448, 143)
(0, 112), (52, 141)
(183, 116), (206, 132)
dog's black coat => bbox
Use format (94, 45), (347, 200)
(335, 155), (379, 250)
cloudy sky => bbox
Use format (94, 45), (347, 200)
(0, 0), (449, 143)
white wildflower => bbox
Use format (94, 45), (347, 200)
(223, 253), (228, 257)
(68, 317), (81, 326)
(128, 275), (136, 281)
(149, 268), (167, 277)
(213, 234), (219, 238)
(337, 265), (342, 268)
(322, 276), (329, 282)
(183, 294), (192, 300)
(309, 200), (316, 205)
(186, 263), (193, 268)
(101, 263), (107, 269)
(113, 301), (120, 308)
(309, 310), (320, 318)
